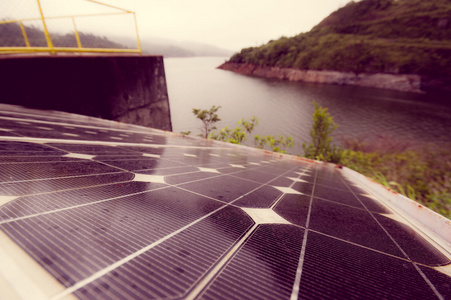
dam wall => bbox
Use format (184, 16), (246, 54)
(0, 55), (172, 131)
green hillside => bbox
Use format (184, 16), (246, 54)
(0, 22), (126, 49)
(229, 0), (451, 78)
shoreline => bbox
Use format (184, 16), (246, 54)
(217, 62), (424, 94)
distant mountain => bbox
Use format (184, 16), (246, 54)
(117, 36), (233, 57)
(176, 41), (234, 57)
(226, 0), (451, 85)
(0, 22), (232, 57)
(0, 22), (125, 49)
(140, 39), (233, 57)
(140, 40), (195, 57)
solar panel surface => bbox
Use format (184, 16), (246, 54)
(0, 104), (450, 300)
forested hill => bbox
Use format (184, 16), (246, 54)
(228, 0), (451, 79)
(0, 22), (126, 49)
(0, 22), (233, 57)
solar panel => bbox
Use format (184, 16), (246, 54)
(0, 104), (450, 299)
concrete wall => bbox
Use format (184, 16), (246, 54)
(0, 55), (172, 131)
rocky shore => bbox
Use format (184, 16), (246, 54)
(218, 62), (424, 93)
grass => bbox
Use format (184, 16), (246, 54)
(340, 136), (451, 219)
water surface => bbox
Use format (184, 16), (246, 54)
(165, 57), (451, 154)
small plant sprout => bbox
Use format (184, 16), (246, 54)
(192, 105), (221, 138)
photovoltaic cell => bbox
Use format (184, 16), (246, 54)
(374, 214), (450, 265)
(309, 198), (405, 257)
(232, 185), (283, 208)
(299, 232), (441, 299)
(0, 172), (134, 196)
(77, 206), (254, 299)
(201, 224), (305, 300)
(0, 104), (449, 300)
(1, 188), (226, 286)
(274, 194), (310, 227)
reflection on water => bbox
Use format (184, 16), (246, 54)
(165, 57), (451, 154)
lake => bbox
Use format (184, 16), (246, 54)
(164, 57), (451, 155)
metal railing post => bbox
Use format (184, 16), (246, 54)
(133, 13), (142, 54)
(72, 17), (82, 49)
(36, 0), (54, 54)
(19, 21), (31, 48)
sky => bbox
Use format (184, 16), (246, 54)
(101, 0), (349, 51)
(2, 0), (350, 52)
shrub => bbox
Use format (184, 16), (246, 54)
(340, 143), (451, 219)
(192, 105), (221, 138)
(303, 102), (342, 162)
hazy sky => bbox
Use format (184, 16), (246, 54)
(2, 0), (349, 51)
(103, 0), (348, 51)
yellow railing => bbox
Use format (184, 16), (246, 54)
(0, 0), (142, 54)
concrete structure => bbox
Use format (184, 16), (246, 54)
(0, 55), (172, 131)
(0, 104), (450, 299)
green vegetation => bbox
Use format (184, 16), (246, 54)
(187, 103), (450, 219)
(209, 116), (258, 145)
(189, 106), (294, 153)
(299, 103), (450, 219)
(341, 142), (451, 219)
(192, 106), (221, 138)
(180, 131), (191, 136)
(0, 21), (126, 49)
(300, 103), (450, 218)
(228, 0), (451, 77)
(302, 102), (343, 163)
(254, 135), (294, 154)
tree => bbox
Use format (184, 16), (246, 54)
(303, 102), (342, 162)
(192, 105), (221, 138)
(210, 116), (258, 144)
